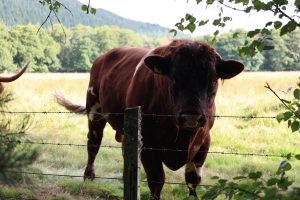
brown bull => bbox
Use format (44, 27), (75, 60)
(0, 64), (28, 93)
(56, 39), (244, 199)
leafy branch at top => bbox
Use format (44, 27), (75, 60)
(81, 0), (96, 14)
(38, 0), (72, 38)
(172, 0), (300, 57)
(38, 0), (96, 37)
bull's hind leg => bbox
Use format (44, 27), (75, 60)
(84, 89), (106, 180)
(84, 117), (106, 180)
(185, 134), (210, 199)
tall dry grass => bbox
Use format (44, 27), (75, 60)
(1, 72), (299, 200)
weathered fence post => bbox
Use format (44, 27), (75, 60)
(123, 106), (142, 200)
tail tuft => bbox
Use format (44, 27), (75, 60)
(54, 91), (86, 114)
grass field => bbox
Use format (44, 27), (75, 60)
(0, 72), (299, 200)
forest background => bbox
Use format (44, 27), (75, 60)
(0, 0), (299, 73)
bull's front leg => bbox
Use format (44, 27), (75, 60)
(185, 134), (210, 199)
(141, 151), (165, 200)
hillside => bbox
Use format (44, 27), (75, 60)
(0, 0), (171, 36)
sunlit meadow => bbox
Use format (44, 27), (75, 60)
(1, 72), (299, 200)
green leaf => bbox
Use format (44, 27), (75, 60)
(169, 29), (177, 36)
(211, 176), (219, 180)
(198, 20), (209, 26)
(218, 179), (227, 186)
(294, 89), (300, 100)
(295, 0), (300, 10)
(291, 121), (300, 132)
(178, 24), (184, 31)
(286, 153), (292, 160)
(233, 32), (239, 38)
(265, 21), (273, 27)
(206, 0), (215, 4)
(257, 42), (274, 52)
(262, 45), (274, 50)
(213, 30), (219, 36)
(196, 0), (203, 4)
(277, 177), (293, 190)
(248, 171), (262, 180)
(213, 19), (221, 26)
(276, 113), (284, 123)
(186, 23), (196, 33)
(295, 154), (300, 160)
(247, 29), (260, 38)
(253, 1), (271, 11)
(185, 14), (196, 23)
(280, 21), (298, 36)
(260, 28), (271, 35)
(278, 160), (292, 172)
(233, 176), (246, 180)
(274, 21), (282, 29)
(245, 6), (252, 13)
(81, 4), (88, 11)
(267, 178), (279, 186)
(91, 8), (96, 15)
(223, 16), (232, 22)
(39, 0), (46, 5)
(283, 111), (293, 121)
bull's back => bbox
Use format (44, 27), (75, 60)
(88, 47), (149, 129)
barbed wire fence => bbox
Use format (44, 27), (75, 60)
(1, 107), (298, 199)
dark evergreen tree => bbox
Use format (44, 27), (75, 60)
(0, 89), (38, 181)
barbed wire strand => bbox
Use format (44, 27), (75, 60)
(20, 140), (122, 149)
(0, 137), (292, 158)
(0, 110), (276, 119)
(4, 170), (122, 181)
(142, 147), (289, 158)
(3, 170), (212, 186)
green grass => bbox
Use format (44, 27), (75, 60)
(1, 72), (299, 199)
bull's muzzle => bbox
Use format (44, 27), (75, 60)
(177, 112), (206, 129)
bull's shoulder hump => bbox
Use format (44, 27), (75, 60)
(107, 47), (149, 56)
(93, 47), (149, 64)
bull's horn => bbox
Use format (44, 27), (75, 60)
(0, 63), (29, 82)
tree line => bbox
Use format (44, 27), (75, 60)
(0, 22), (299, 72)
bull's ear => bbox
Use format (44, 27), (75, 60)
(144, 55), (171, 75)
(216, 60), (244, 79)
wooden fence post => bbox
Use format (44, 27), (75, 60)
(123, 106), (142, 200)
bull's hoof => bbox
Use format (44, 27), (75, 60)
(150, 195), (160, 200)
(187, 189), (200, 200)
(84, 167), (95, 180)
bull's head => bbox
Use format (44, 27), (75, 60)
(144, 42), (244, 130)
(0, 63), (29, 93)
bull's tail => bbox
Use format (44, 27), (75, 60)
(54, 91), (86, 114)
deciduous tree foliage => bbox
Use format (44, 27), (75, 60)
(0, 21), (299, 72)
(10, 24), (60, 72)
(0, 22), (15, 72)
